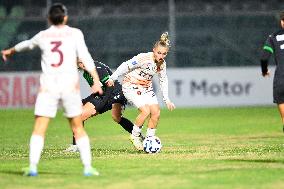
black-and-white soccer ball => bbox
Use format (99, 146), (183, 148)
(143, 136), (162, 153)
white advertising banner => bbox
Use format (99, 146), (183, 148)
(153, 66), (275, 107)
(0, 66), (275, 108)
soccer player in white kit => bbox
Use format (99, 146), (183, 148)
(1, 3), (102, 176)
(107, 32), (175, 150)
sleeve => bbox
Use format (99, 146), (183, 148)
(260, 35), (274, 74)
(75, 29), (95, 73)
(110, 55), (141, 80)
(105, 64), (113, 75)
(83, 71), (94, 87)
(98, 66), (111, 85)
(262, 35), (274, 55)
(14, 32), (41, 52)
(83, 65), (110, 87)
(158, 64), (170, 103)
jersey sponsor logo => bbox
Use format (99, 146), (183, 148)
(113, 94), (120, 100)
(132, 61), (138, 65)
(276, 34), (284, 41)
(276, 34), (284, 49)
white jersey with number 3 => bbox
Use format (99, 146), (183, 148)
(14, 25), (94, 117)
(14, 25), (95, 75)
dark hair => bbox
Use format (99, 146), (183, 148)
(48, 3), (68, 25)
(280, 11), (284, 21)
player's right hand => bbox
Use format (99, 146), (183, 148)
(262, 70), (270, 77)
(106, 78), (114, 87)
(91, 83), (103, 95)
(166, 101), (176, 111)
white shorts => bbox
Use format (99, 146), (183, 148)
(122, 84), (158, 108)
(34, 74), (82, 118)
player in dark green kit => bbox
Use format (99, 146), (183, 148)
(65, 60), (143, 152)
(260, 11), (284, 133)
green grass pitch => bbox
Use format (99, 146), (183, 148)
(0, 106), (284, 189)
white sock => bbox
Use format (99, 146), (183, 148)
(76, 136), (92, 170)
(132, 125), (142, 137)
(29, 135), (44, 171)
(146, 128), (156, 137)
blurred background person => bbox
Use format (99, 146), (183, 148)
(260, 11), (284, 133)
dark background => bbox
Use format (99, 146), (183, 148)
(0, 0), (282, 71)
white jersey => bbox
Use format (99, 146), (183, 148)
(13, 25), (94, 117)
(110, 52), (170, 102)
(14, 25), (95, 75)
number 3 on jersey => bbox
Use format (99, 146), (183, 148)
(50, 41), (63, 67)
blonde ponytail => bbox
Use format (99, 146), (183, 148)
(160, 32), (170, 47)
(154, 32), (171, 48)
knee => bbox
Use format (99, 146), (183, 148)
(151, 109), (160, 120)
(81, 109), (96, 121)
(81, 112), (89, 121)
(140, 108), (151, 119)
(112, 114), (121, 123)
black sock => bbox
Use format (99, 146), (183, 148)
(118, 117), (134, 133)
(72, 121), (85, 145)
(72, 134), (76, 145)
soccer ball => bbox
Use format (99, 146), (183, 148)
(143, 136), (162, 153)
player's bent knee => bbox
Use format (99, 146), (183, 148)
(151, 112), (160, 121)
(151, 109), (160, 119)
(141, 107), (151, 117)
(81, 111), (93, 121)
(112, 115), (121, 123)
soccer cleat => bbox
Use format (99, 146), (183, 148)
(84, 167), (100, 176)
(129, 134), (143, 151)
(64, 144), (79, 152)
(23, 167), (38, 177)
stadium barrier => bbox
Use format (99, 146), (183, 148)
(0, 66), (275, 108)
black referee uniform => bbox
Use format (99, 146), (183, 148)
(261, 29), (284, 104)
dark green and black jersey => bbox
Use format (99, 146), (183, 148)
(261, 29), (284, 75)
(83, 61), (112, 90)
(261, 29), (284, 104)
(81, 61), (127, 112)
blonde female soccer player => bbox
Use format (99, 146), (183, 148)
(106, 32), (175, 150)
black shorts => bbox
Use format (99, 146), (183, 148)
(82, 89), (127, 114)
(273, 80), (284, 104)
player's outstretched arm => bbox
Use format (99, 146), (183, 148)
(1, 47), (16, 62)
(89, 69), (103, 95)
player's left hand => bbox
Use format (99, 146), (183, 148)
(166, 101), (175, 111)
(106, 78), (114, 87)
